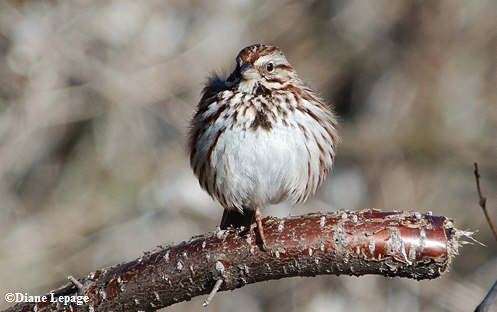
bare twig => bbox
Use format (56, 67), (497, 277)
(2, 210), (466, 312)
(475, 279), (497, 312)
(202, 279), (223, 307)
(67, 276), (84, 291)
(473, 162), (497, 312)
(473, 162), (497, 239)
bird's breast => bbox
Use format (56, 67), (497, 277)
(210, 114), (310, 209)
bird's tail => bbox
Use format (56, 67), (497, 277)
(220, 208), (254, 230)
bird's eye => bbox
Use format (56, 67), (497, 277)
(266, 63), (274, 72)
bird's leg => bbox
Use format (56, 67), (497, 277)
(254, 206), (267, 251)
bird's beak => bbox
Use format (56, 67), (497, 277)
(240, 62), (259, 80)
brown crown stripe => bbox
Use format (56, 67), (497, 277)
(259, 45), (280, 55)
(237, 47), (253, 63)
(237, 44), (282, 65)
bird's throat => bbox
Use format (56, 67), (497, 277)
(237, 79), (259, 94)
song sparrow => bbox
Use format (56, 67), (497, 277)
(189, 44), (338, 250)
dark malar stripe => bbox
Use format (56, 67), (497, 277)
(265, 77), (284, 84)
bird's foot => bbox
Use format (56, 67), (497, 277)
(255, 207), (268, 251)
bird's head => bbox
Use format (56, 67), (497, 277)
(227, 44), (295, 95)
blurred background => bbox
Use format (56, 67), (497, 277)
(0, 0), (496, 311)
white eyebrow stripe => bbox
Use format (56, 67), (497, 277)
(254, 54), (289, 67)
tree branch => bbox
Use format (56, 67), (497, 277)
(473, 162), (497, 312)
(473, 162), (497, 239)
(476, 279), (497, 312)
(3, 209), (468, 312)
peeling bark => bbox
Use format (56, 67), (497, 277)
(2, 209), (468, 312)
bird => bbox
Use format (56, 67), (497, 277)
(188, 44), (338, 250)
